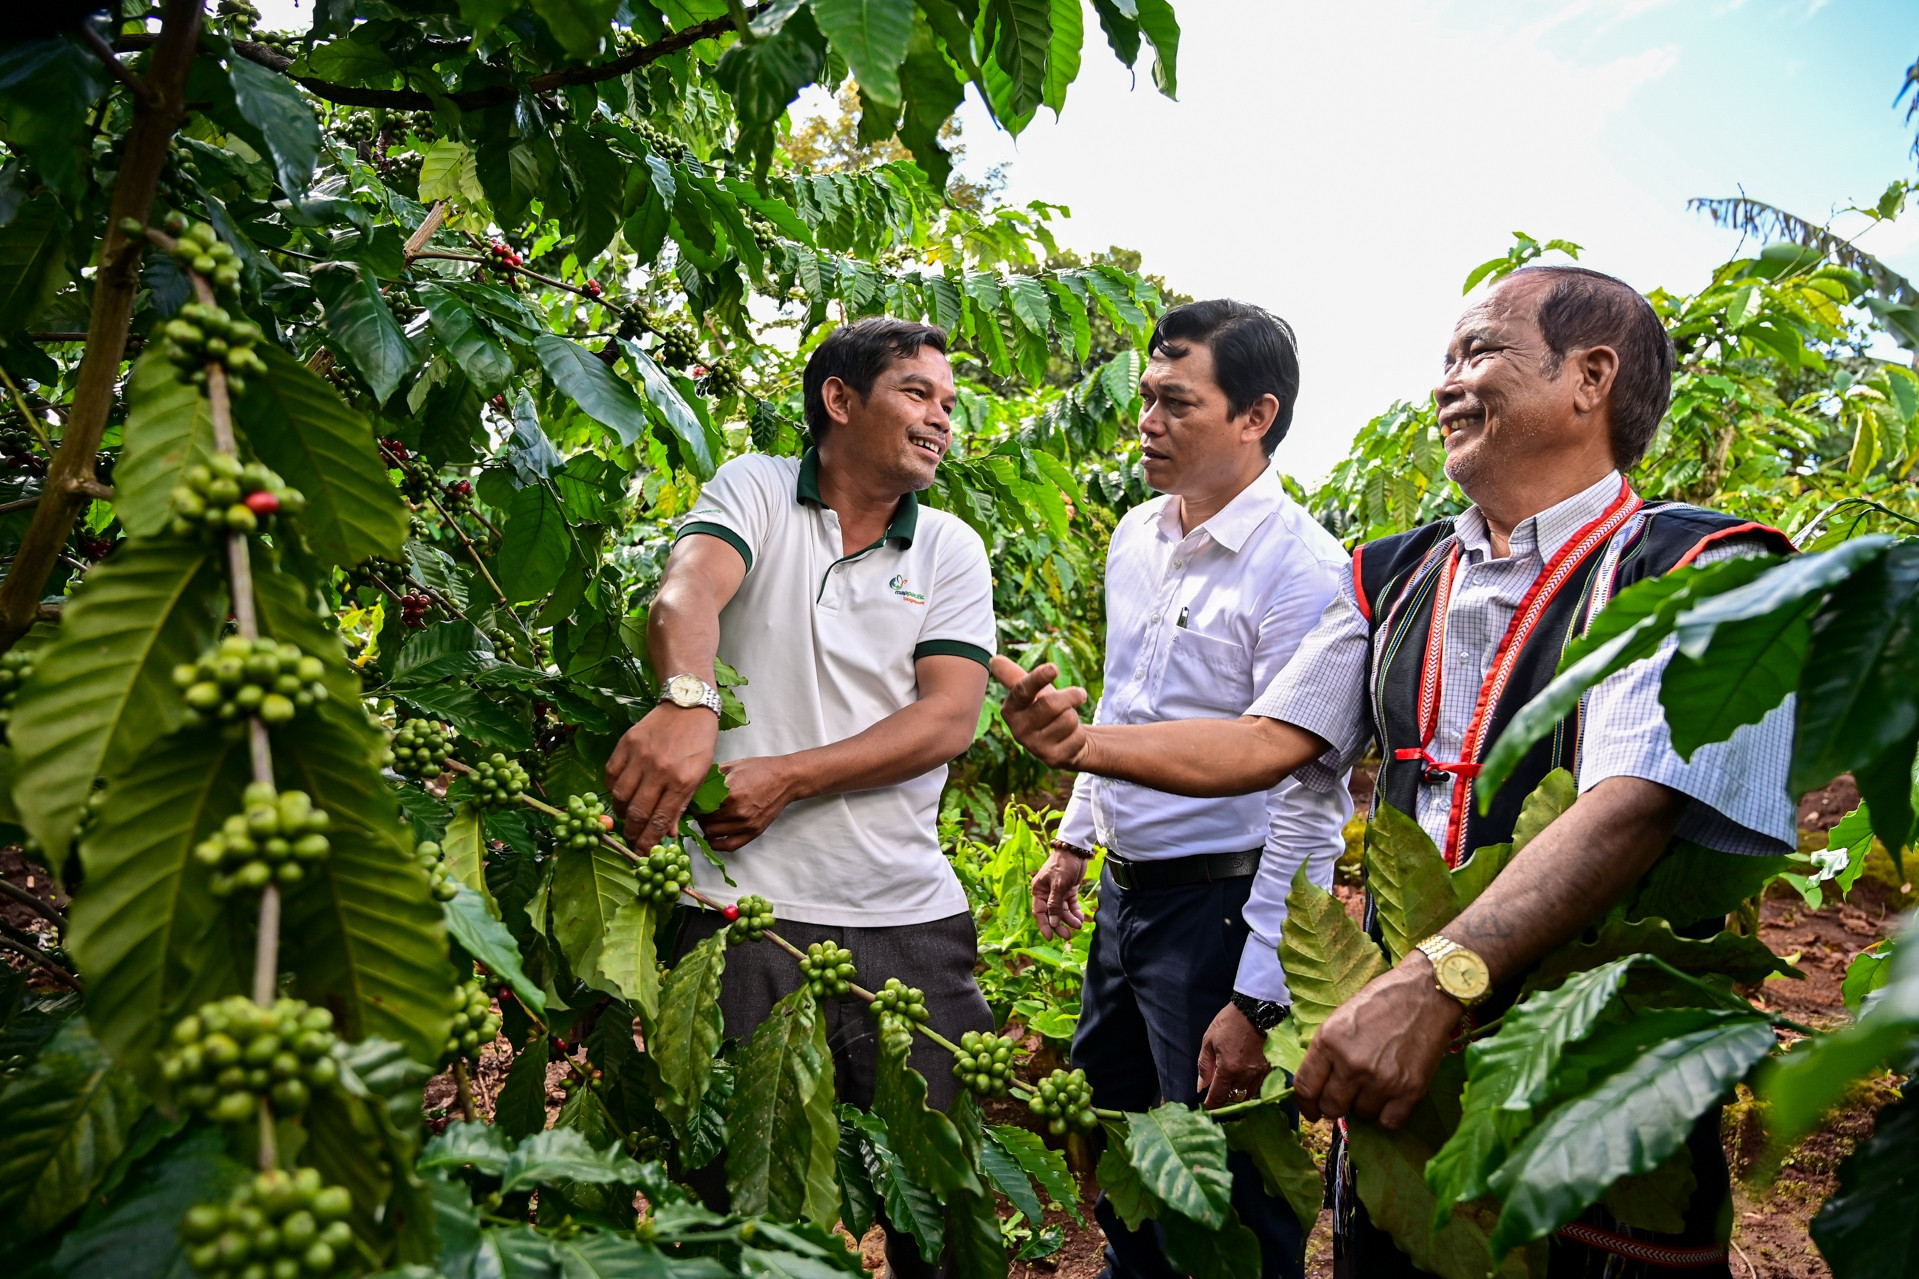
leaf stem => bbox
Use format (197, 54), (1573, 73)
(0, 931), (83, 990)
(454, 1057), (477, 1121)
(0, 365), (55, 458)
(0, 877), (65, 927)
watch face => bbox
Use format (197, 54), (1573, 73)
(1436, 951), (1490, 1002)
(666, 674), (707, 707)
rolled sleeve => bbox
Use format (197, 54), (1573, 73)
(1245, 580), (1375, 794)
(1577, 538), (1798, 855)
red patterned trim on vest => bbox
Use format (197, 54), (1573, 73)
(1554, 1221), (1729, 1268)
(1351, 544), (1372, 623)
(1436, 476), (1642, 866)
(1670, 520), (1788, 570)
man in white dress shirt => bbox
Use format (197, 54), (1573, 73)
(1028, 300), (1347, 1279)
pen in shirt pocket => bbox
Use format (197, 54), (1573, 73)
(1176, 607), (1189, 628)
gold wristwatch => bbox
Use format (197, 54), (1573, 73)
(1415, 934), (1491, 1008)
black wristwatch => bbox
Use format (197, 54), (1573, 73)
(1230, 993), (1289, 1034)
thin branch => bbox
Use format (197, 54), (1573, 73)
(80, 20), (158, 108)
(0, 877), (65, 928)
(404, 201), (448, 261)
(409, 251), (606, 304)
(0, 931), (83, 991)
(1687, 195), (1919, 303)
(0, 365), (55, 458)
(119, 10), (759, 112)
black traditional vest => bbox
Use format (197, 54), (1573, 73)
(1352, 479), (1793, 865)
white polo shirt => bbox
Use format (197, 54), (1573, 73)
(676, 449), (996, 926)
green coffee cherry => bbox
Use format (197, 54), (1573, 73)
(159, 300), (265, 392)
(634, 842), (692, 903)
(1028, 1067), (1098, 1134)
(440, 973), (500, 1063)
(193, 782), (331, 895)
(951, 1029), (1016, 1098)
(174, 635), (328, 728)
(554, 793), (612, 851)
(469, 752), (528, 810)
(871, 977), (930, 1026)
(0, 649), (34, 733)
(725, 894), (775, 945)
(390, 719), (451, 779)
(161, 995), (339, 1121)
(165, 222), (247, 297)
(415, 841), (459, 902)
(168, 451), (305, 540)
(181, 1166), (355, 1279)
(799, 941), (856, 999)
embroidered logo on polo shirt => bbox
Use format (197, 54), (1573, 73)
(888, 574), (926, 605)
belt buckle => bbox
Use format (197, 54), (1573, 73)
(1108, 857), (1134, 891)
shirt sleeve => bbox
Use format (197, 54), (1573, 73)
(1057, 773), (1099, 852)
(1232, 537), (1353, 1002)
(675, 456), (778, 573)
(1244, 573), (1375, 795)
(913, 525), (996, 669)
(1577, 539), (1799, 855)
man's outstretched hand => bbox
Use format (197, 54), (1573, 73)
(989, 656), (1092, 770)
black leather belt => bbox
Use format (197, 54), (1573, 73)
(1106, 849), (1262, 891)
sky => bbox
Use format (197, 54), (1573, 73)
(250, 0), (1919, 482)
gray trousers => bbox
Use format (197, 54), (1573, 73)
(674, 907), (995, 1276)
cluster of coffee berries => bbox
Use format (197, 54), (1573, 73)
(697, 359), (741, 398)
(250, 28), (301, 56)
(468, 752), (528, 810)
(724, 894), (775, 944)
(391, 718), (452, 778)
(414, 841), (460, 902)
(553, 793), (614, 851)
(442, 974), (501, 1062)
(336, 111), (379, 147)
(632, 120), (683, 160)
(0, 427), (44, 475)
(380, 441), (437, 500)
(400, 110), (436, 140)
(176, 637), (329, 728)
(635, 843), (692, 903)
(157, 214), (246, 293)
(952, 1031), (1017, 1098)
(871, 977), (929, 1025)
(799, 941), (856, 999)
(1028, 1068), (1098, 1134)
(442, 478), (474, 512)
(0, 649), (34, 732)
(195, 784), (332, 895)
(744, 215), (780, 253)
(169, 454), (305, 538)
(653, 325), (699, 369)
(158, 301), (268, 394)
(216, 0), (260, 34)
(376, 150), (422, 188)
(180, 1168), (355, 1279)
(398, 593), (431, 628)
(345, 555), (404, 596)
(161, 995), (340, 1121)
(488, 241), (525, 270)
(583, 279), (605, 300)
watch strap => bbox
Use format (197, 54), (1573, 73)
(665, 674), (723, 715)
(1415, 934), (1490, 1008)
(1230, 993), (1289, 1034)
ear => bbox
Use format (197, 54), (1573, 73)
(1569, 345), (1619, 418)
(819, 375), (859, 429)
(1237, 393), (1280, 446)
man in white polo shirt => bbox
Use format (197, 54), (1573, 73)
(605, 317), (996, 1279)
(1020, 300), (1348, 1279)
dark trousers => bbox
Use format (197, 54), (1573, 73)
(1072, 866), (1305, 1279)
(675, 908), (995, 1279)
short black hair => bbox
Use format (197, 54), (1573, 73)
(1146, 299), (1300, 456)
(1506, 265), (1676, 469)
(802, 317), (949, 441)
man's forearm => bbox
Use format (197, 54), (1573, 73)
(1072, 716), (1329, 797)
(647, 579), (723, 682)
(1442, 776), (1687, 981)
(774, 696), (978, 802)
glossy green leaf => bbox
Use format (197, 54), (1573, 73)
(528, 0), (620, 60)
(1364, 803), (1460, 962)
(813, 0), (917, 108)
(0, 1019), (145, 1238)
(975, 1130), (1045, 1225)
(872, 1015), (979, 1198)
(0, 39), (105, 199)
(1095, 1136), (1161, 1232)
(1661, 583), (1811, 761)
(47, 1124), (244, 1279)
(444, 886), (547, 1016)
(228, 56), (322, 201)
(550, 843), (637, 992)
(1809, 1087), (1919, 1279)
(1523, 916), (1797, 995)
(1159, 1203), (1261, 1279)
(1133, 0), (1179, 96)
(1628, 840), (1796, 931)
(247, 346), (410, 567)
(850, 1109), (944, 1259)
(622, 340), (715, 478)
(10, 539), (223, 870)
(420, 283), (512, 397)
(726, 989), (840, 1224)
(1347, 1120), (1532, 1279)
(278, 703), (454, 1066)
(66, 731), (248, 1078)
(501, 1127), (645, 1193)
(312, 261), (419, 404)
(1486, 1012), (1776, 1257)
(986, 1124), (1082, 1225)
(1795, 541), (1919, 807)
(982, 0), (1052, 124)
(114, 354), (215, 538)
(0, 194), (70, 327)
(593, 897), (658, 1019)
(495, 1036), (551, 1141)
(1601, 1145), (1695, 1235)
(440, 803), (491, 900)
(943, 1182), (1012, 1279)
(1040, 0), (1083, 114)
(1842, 939), (1894, 1017)
(535, 334), (648, 448)
(1279, 865), (1388, 1042)
(1223, 1105), (1322, 1236)
(1119, 1101), (1233, 1230)
(421, 1118), (513, 1176)
(651, 932), (727, 1134)
(495, 484), (572, 603)
(714, 5), (828, 136)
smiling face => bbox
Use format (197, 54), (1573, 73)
(821, 344), (957, 494)
(1137, 340), (1270, 498)
(1434, 275), (1598, 501)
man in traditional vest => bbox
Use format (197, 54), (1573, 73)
(990, 265), (1796, 1277)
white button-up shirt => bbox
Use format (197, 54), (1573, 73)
(1248, 470), (1798, 857)
(1058, 468), (1352, 1003)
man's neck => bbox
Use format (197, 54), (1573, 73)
(815, 443), (905, 555)
(1466, 456), (1617, 559)
(1173, 453), (1271, 536)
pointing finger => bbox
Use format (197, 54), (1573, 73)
(988, 654), (1030, 691)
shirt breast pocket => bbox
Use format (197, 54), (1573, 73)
(1154, 627), (1250, 720)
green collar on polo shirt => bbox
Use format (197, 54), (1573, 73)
(795, 447), (920, 549)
